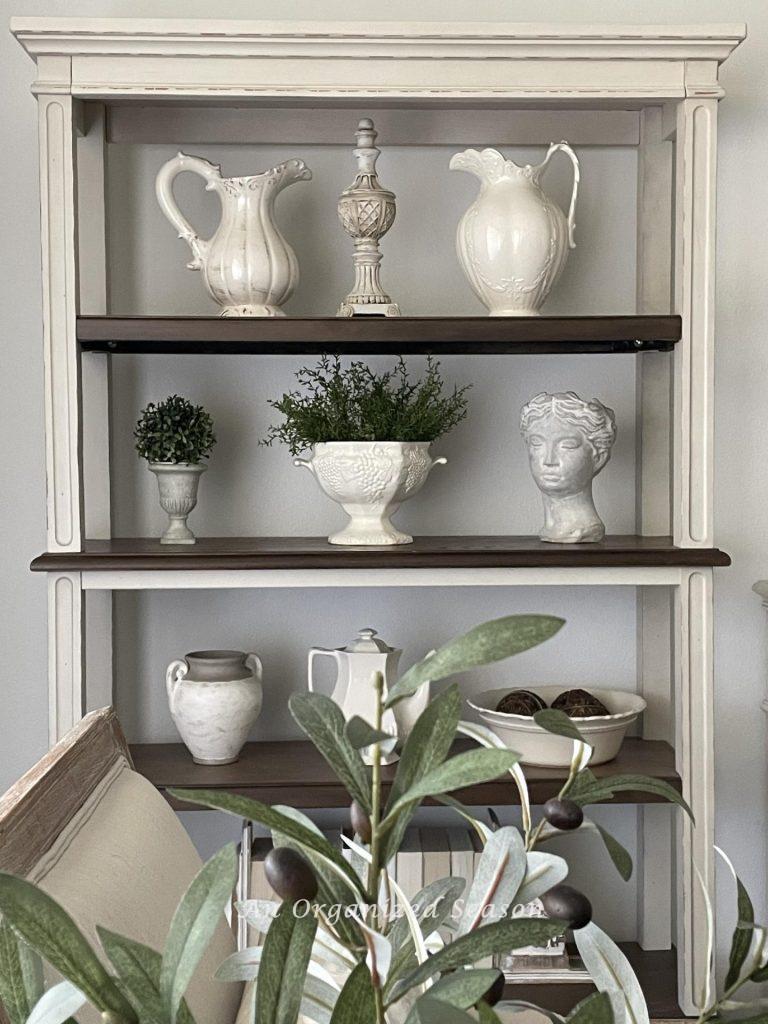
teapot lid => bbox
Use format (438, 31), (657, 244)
(346, 628), (394, 653)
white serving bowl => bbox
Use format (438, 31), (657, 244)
(466, 686), (647, 767)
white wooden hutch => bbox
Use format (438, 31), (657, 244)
(11, 18), (745, 1017)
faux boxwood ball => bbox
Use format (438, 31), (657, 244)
(551, 688), (609, 718)
(134, 394), (216, 465)
(495, 689), (548, 716)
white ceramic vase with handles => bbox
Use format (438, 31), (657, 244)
(166, 650), (263, 765)
(155, 151), (312, 317)
(449, 141), (580, 316)
(308, 628), (430, 765)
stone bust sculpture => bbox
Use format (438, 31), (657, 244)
(520, 391), (617, 543)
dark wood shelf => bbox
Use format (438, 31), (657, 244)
(132, 737), (679, 810)
(506, 944), (682, 1019)
(30, 535), (730, 572)
(77, 315), (681, 355)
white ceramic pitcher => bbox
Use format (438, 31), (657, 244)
(449, 142), (579, 316)
(155, 151), (311, 317)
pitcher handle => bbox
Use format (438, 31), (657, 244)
(165, 659), (188, 714)
(245, 653), (263, 683)
(155, 151), (222, 270)
(308, 648), (344, 701)
(542, 141), (580, 250)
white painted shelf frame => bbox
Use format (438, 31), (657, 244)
(12, 19), (745, 1016)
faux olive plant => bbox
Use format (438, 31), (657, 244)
(262, 355), (470, 455)
(0, 613), (730, 1024)
(134, 395), (216, 464)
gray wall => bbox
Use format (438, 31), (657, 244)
(2, 0), (767, 967)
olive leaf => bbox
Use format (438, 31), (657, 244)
(408, 994), (481, 1024)
(573, 922), (649, 1024)
(168, 789), (365, 898)
(591, 822), (633, 882)
(392, 917), (567, 997)
(514, 851), (569, 906)
(160, 842), (238, 1024)
(0, 873), (135, 1022)
(0, 920), (43, 1024)
(385, 877), (466, 995)
(344, 716), (397, 754)
(98, 928), (196, 1024)
(533, 709), (588, 744)
(414, 969), (500, 1012)
(329, 962), (376, 1024)
(381, 686), (462, 863)
(385, 615), (565, 708)
(25, 980), (86, 1024)
(381, 749), (521, 830)
(569, 773), (693, 819)
(289, 693), (372, 812)
(456, 826), (526, 935)
(256, 902), (317, 1024)
(567, 991), (614, 1024)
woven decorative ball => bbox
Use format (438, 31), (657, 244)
(495, 689), (548, 716)
(551, 688), (609, 718)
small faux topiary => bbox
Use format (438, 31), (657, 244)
(134, 395), (216, 464)
(262, 355), (470, 456)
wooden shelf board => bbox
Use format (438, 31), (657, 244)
(505, 943), (683, 1018)
(131, 737), (679, 810)
(77, 314), (680, 355)
(30, 536), (731, 572)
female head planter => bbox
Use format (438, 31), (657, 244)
(520, 391), (617, 543)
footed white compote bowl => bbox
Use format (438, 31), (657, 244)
(294, 440), (446, 545)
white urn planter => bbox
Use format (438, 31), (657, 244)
(155, 151), (311, 316)
(294, 441), (446, 546)
(149, 462), (205, 545)
(449, 142), (579, 316)
(166, 650), (264, 765)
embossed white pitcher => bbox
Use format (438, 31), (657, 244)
(156, 151), (311, 316)
(449, 142), (579, 316)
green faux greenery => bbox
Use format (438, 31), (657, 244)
(0, 613), (751, 1024)
(134, 395), (216, 465)
(261, 356), (470, 455)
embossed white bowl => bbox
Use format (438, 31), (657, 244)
(294, 440), (446, 546)
(466, 686), (646, 766)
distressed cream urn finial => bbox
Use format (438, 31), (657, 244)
(336, 117), (401, 317)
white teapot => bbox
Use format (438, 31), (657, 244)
(308, 628), (429, 764)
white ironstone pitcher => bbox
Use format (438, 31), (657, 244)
(449, 142), (579, 316)
(156, 151), (311, 316)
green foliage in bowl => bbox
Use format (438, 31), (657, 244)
(262, 356), (470, 455)
(134, 395), (216, 465)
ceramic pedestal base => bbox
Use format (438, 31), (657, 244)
(337, 302), (401, 317)
(220, 304), (286, 317)
(329, 515), (412, 547)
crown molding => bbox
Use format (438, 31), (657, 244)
(11, 19), (746, 62)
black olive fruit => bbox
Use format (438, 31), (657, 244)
(541, 884), (593, 930)
(551, 688), (609, 718)
(543, 797), (584, 831)
(264, 846), (318, 903)
(496, 689), (548, 716)
(477, 970), (505, 1007)
(350, 799), (372, 843)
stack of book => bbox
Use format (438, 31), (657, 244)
(246, 828), (589, 983)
